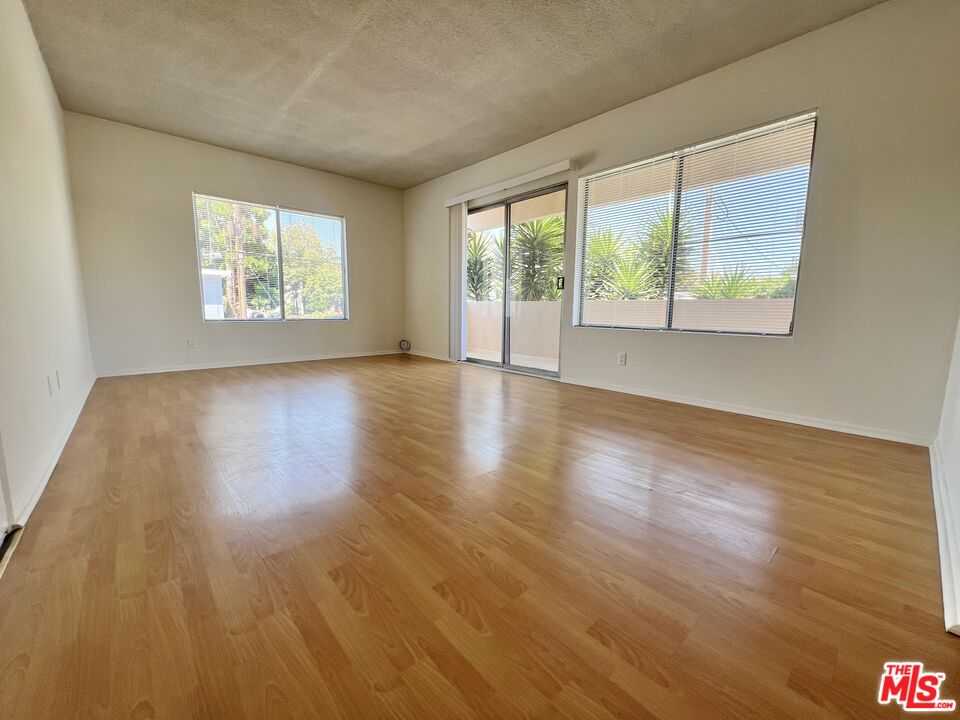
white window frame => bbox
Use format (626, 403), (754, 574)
(192, 193), (349, 323)
(573, 111), (818, 337)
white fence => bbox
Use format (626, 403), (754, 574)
(467, 298), (794, 361)
(581, 298), (794, 334)
(466, 301), (560, 369)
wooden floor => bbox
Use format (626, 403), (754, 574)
(0, 355), (956, 719)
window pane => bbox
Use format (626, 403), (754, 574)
(671, 120), (815, 334)
(193, 196), (281, 320)
(466, 205), (505, 363)
(279, 209), (346, 319)
(579, 156), (677, 328)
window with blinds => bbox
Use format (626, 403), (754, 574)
(279, 208), (347, 319)
(577, 112), (816, 335)
(193, 194), (347, 321)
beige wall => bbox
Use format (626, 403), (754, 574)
(403, 0), (960, 443)
(65, 113), (405, 376)
(0, 0), (95, 526)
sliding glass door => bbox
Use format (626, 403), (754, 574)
(465, 185), (566, 375)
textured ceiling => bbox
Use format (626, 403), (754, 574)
(23, 0), (884, 188)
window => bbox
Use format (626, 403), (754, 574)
(193, 194), (347, 321)
(577, 112), (816, 335)
(279, 208), (347, 319)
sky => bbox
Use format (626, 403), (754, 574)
(586, 164), (811, 279)
(279, 209), (344, 261)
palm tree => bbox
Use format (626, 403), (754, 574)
(584, 211), (691, 301)
(634, 209), (691, 297)
(604, 257), (660, 300)
(466, 231), (494, 301)
(510, 217), (564, 301)
(692, 265), (761, 299)
(584, 228), (624, 300)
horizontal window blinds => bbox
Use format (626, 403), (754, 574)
(194, 196), (281, 321)
(580, 156), (677, 329)
(279, 209), (347, 320)
(578, 112), (816, 335)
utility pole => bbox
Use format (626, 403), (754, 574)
(700, 188), (714, 277)
(230, 204), (247, 319)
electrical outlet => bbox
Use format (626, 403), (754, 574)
(186, 338), (196, 349)
(55, 370), (61, 389)
(617, 352), (627, 366)
(47, 376), (54, 396)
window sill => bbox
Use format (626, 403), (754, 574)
(574, 323), (793, 338)
(202, 317), (349, 324)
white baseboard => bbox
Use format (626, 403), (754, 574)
(559, 375), (929, 446)
(99, 350), (401, 378)
(930, 440), (960, 636)
(406, 350), (455, 362)
(15, 375), (96, 525)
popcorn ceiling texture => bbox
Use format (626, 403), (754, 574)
(23, 0), (883, 188)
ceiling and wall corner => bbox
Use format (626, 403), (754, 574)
(21, 0), (884, 189)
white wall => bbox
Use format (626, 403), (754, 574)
(403, 0), (960, 444)
(65, 113), (405, 377)
(0, 0), (95, 526)
(932, 319), (960, 633)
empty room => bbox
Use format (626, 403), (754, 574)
(2, 0), (960, 717)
